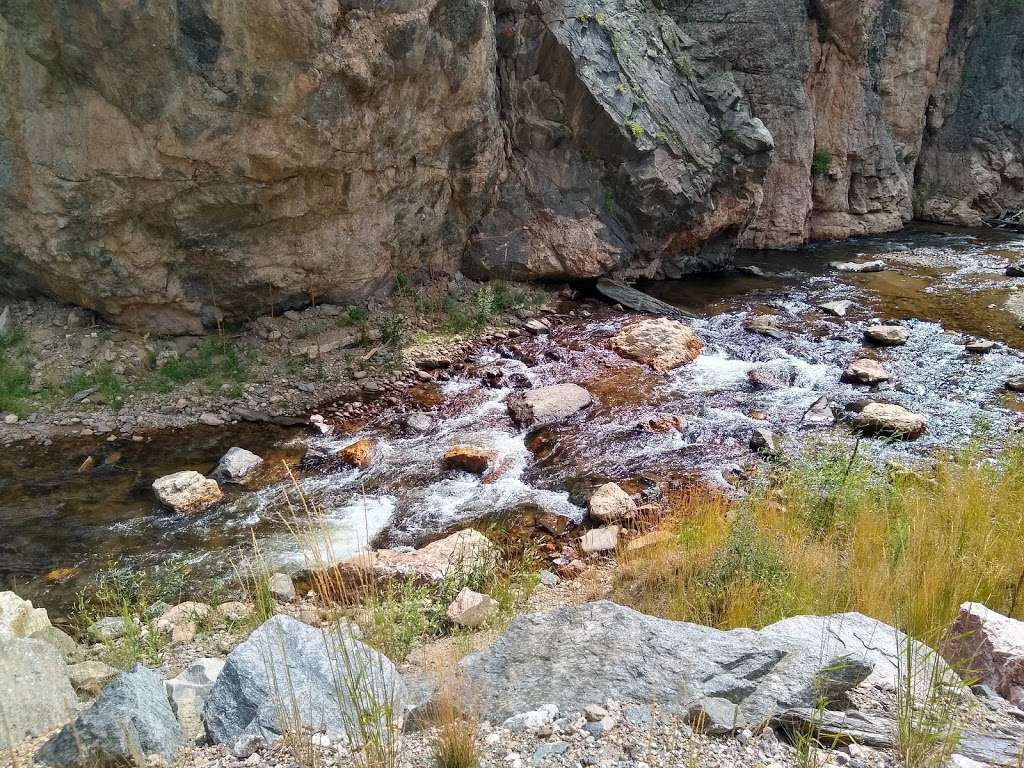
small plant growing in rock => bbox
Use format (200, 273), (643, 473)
(811, 148), (833, 177)
(595, 12), (608, 25)
(626, 120), (645, 138)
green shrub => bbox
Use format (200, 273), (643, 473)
(811, 148), (833, 176)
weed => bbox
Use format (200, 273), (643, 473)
(146, 336), (250, 395)
(64, 363), (125, 404)
(895, 637), (962, 767)
(626, 120), (645, 138)
(238, 531), (277, 627)
(811, 148), (832, 177)
(431, 674), (479, 768)
(0, 328), (32, 415)
(443, 282), (540, 335)
(377, 315), (409, 348)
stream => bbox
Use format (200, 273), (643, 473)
(3, 224), (1023, 616)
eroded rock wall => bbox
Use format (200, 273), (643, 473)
(0, 0), (501, 333)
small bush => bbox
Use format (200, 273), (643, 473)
(811, 148), (832, 177)
(147, 336), (250, 395)
(0, 328), (32, 414)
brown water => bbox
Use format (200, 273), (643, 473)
(4, 224), (1023, 616)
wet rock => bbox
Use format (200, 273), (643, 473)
(454, 602), (899, 728)
(744, 315), (787, 339)
(89, 616), (128, 642)
(750, 428), (778, 455)
(1005, 376), (1024, 393)
(36, 665), (182, 767)
(204, 616), (406, 753)
(581, 525), (619, 554)
(1007, 264), (1024, 278)
(609, 318), (703, 371)
(211, 447), (263, 484)
(508, 383), (592, 427)
(199, 412), (225, 427)
(944, 602), (1024, 706)
(166, 658), (225, 744)
(0, 591), (52, 638)
(338, 438), (377, 469)
(747, 364), (797, 390)
(416, 357), (451, 371)
(802, 396), (835, 427)
(442, 445), (497, 475)
(405, 413), (434, 433)
(152, 471), (222, 514)
(588, 483), (638, 524)
(850, 403), (927, 440)
(446, 587), (498, 629)
(864, 325), (910, 346)
(965, 339), (996, 354)
(332, 529), (497, 586)
(842, 358), (891, 385)
(641, 414), (686, 433)
(0, 636), (76, 749)
(831, 260), (886, 273)
(67, 660), (119, 696)
(537, 512), (570, 536)
(818, 300), (855, 317)
(269, 573), (296, 602)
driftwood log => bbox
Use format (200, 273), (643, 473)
(596, 278), (697, 320)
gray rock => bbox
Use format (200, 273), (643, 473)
(455, 602), (894, 729)
(211, 447), (264, 484)
(203, 615), (406, 753)
(89, 616), (128, 642)
(750, 428), (778, 455)
(581, 526), (619, 554)
(166, 658), (225, 744)
(29, 625), (81, 661)
(35, 665), (182, 767)
(0, 636), (76, 749)
(68, 660), (119, 696)
(864, 325), (909, 346)
(508, 383), (592, 426)
(1006, 376), (1024, 393)
(532, 741), (569, 764)
(965, 339), (996, 354)
(842, 359), (890, 386)
(849, 403), (927, 440)
(538, 570), (559, 588)
(802, 396), (835, 427)
(686, 696), (741, 735)
(831, 260), (887, 273)
(405, 413), (434, 434)
(819, 300), (855, 317)
(0, 305), (9, 336)
(268, 572), (296, 602)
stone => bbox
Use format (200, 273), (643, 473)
(155, 602), (212, 642)
(331, 529), (498, 586)
(218, 601), (254, 622)
(211, 447), (263, 484)
(819, 300), (855, 317)
(581, 526), (619, 554)
(641, 414), (686, 433)
(338, 438), (377, 469)
(538, 570), (559, 587)
(67, 660), (119, 696)
(406, 413), (434, 433)
(965, 339), (996, 354)
(609, 318), (703, 371)
(802, 396), (835, 427)
(446, 587), (499, 628)
(750, 428), (778, 455)
(199, 412), (224, 426)
(744, 315), (787, 339)
(29, 625), (81, 661)
(0, 305), (9, 335)
(537, 512), (570, 536)
(166, 658), (225, 744)
(36, 665), (183, 767)
(152, 471), (222, 514)
(747, 364), (796, 391)
(587, 483), (638, 524)
(507, 384), (592, 427)
(624, 531), (673, 555)
(453, 602), (939, 728)
(851, 403), (927, 440)
(864, 325), (910, 346)
(0, 591), (52, 638)
(1006, 376), (1024, 393)
(583, 704), (608, 722)
(831, 260), (886, 273)
(442, 446), (497, 475)
(842, 359), (891, 385)
(503, 704), (559, 731)
(1007, 264), (1024, 278)
(943, 602), (1024, 706)
(89, 616), (128, 643)
(204, 616), (406, 753)
(268, 573), (296, 602)
(686, 697), (741, 735)
(0, 636), (76, 749)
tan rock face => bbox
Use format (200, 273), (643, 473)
(338, 439), (377, 469)
(610, 319), (703, 372)
(0, 0), (501, 332)
(442, 446), (496, 475)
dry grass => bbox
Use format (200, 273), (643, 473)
(614, 440), (1024, 642)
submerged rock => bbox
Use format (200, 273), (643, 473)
(0, 636), (76, 749)
(36, 665), (182, 767)
(944, 602), (1024, 706)
(211, 447), (263, 484)
(338, 438), (378, 469)
(850, 403), (927, 439)
(152, 471), (222, 514)
(204, 616), (406, 754)
(609, 318), (703, 372)
(507, 383), (592, 427)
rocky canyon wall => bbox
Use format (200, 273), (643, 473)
(0, 0), (1021, 331)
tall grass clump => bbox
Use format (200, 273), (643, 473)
(615, 439), (1024, 637)
(0, 328), (32, 414)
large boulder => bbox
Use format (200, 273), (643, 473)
(166, 658), (225, 744)
(507, 383), (592, 427)
(850, 403), (927, 439)
(330, 529), (497, 587)
(451, 602), (941, 729)
(0, 636), (76, 749)
(944, 602), (1024, 706)
(204, 615), (406, 753)
(35, 665), (182, 767)
(0, 591), (52, 638)
(0, 0), (501, 333)
(610, 318), (704, 372)
(152, 471), (222, 513)
(211, 447), (263, 484)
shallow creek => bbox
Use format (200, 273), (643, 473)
(3, 225), (1023, 616)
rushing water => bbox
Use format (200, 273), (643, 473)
(3, 225), (1023, 616)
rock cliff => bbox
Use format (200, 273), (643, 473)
(0, 0), (1021, 330)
